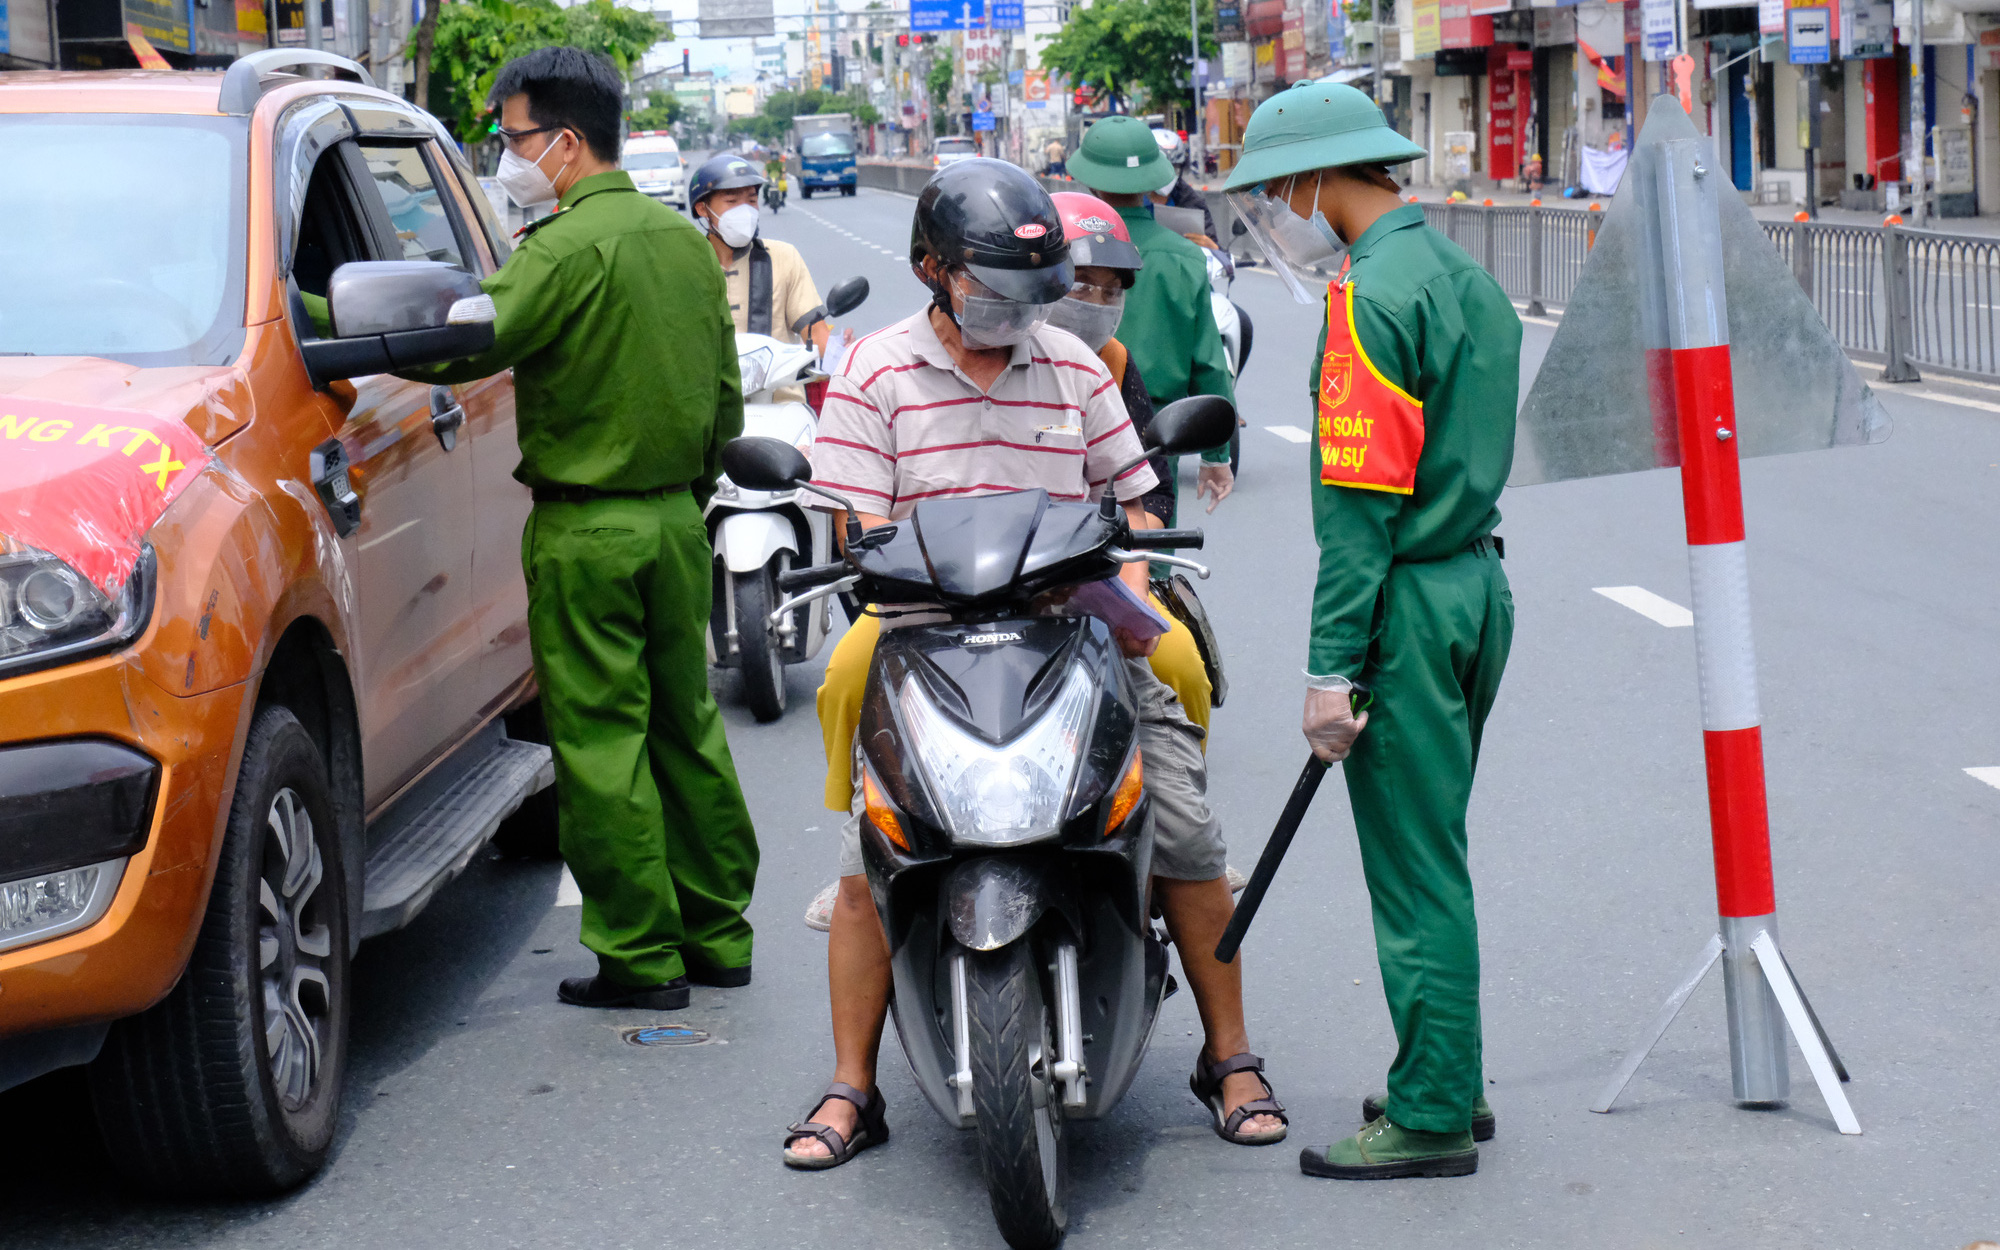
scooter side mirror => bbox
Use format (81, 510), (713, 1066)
(826, 276), (870, 317)
(1147, 395), (1237, 457)
(722, 436), (810, 491)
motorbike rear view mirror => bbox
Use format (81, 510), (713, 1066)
(722, 436), (810, 491)
(1147, 395), (1237, 457)
(825, 277), (870, 317)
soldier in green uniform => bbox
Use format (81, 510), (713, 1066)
(1068, 115), (1236, 518)
(408, 48), (759, 1011)
(1224, 83), (1519, 1178)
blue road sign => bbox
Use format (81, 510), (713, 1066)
(973, 106), (996, 131)
(909, 0), (1021, 31)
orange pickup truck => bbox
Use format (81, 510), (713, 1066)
(0, 52), (556, 1195)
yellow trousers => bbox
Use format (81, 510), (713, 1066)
(818, 601), (1212, 811)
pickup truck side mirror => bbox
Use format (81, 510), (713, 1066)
(300, 261), (496, 385)
(825, 276), (870, 318)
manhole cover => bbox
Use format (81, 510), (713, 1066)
(621, 1025), (710, 1047)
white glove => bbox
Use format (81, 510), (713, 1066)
(1196, 463), (1234, 512)
(1302, 685), (1368, 762)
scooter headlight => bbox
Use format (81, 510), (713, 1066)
(899, 665), (1095, 846)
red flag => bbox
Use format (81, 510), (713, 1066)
(1578, 38), (1626, 99)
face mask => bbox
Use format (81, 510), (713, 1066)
(957, 291), (1051, 349)
(1226, 170), (1346, 305)
(706, 202), (759, 249)
(1045, 292), (1124, 351)
(496, 131), (574, 210)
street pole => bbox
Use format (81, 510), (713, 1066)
(1190, 0), (1205, 176)
(1909, 0), (1926, 227)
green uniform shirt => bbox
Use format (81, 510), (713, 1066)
(409, 171), (743, 499)
(1307, 204), (1520, 678)
(1116, 205), (1232, 464)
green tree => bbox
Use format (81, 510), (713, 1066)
(422, 0), (667, 144)
(1039, 0), (1217, 116)
(627, 90), (683, 131)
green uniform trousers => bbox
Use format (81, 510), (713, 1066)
(1346, 546), (1512, 1134)
(523, 491), (759, 986)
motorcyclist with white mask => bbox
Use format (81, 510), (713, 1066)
(690, 153), (837, 354)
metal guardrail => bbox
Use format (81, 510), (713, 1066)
(1415, 201), (2000, 383)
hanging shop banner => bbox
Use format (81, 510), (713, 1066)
(1759, 0), (1786, 32)
(1223, 40), (1253, 78)
(1217, 0), (1245, 40)
(1412, 0), (1443, 53)
(1535, 6), (1577, 44)
(1281, 6), (1307, 81)
(1641, 0), (1678, 59)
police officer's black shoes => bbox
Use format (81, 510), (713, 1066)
(1361, 1092), (1495, 1142)
(557, 974), (691, 1010)
(684, 961), (752, 988)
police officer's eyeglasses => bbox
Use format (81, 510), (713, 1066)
(496, 124), (565, 153)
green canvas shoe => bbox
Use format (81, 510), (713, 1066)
(1361, 1092), (1495, 1141)
(1299, 1117), (1478, 1180)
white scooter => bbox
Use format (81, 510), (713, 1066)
(705, 277), (868, 721)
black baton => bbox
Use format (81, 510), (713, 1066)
(1214, 756), (1331, 964)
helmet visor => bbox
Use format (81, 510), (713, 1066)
(1227, 174), (1345, 306)
(964, 256), (1075, 305)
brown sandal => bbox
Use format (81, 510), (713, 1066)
(1190, 1051), (1289, 1145)
(782, 1081), (889, 1170)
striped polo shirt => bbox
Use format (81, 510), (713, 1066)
(809, 308), (1159, 521)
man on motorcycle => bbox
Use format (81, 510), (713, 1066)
(1149, 127), (1219, 243)
(782, 159), (1286, 1169)
(1069, 117), (1235, 521)
(690, 153), (830, 352)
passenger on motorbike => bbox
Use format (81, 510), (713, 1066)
(690, 153), (834, 353)
(781, 159), (1286, 1171)
(1042, 189), (1219, 735)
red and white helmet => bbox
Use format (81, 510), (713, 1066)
(1050, 191), (1144, 288)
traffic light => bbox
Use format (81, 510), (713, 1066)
(681, 48), (690, 73)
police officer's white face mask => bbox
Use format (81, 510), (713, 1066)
(705, 203), (760, 249)
(496, 130), (575, 210)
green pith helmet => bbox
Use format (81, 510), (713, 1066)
(1068, 115), (1174, 194)
(1222, 81), (1427, 191)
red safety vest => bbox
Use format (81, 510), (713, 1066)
(1317, 265), (1424, 494)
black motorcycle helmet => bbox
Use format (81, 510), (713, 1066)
(910, 158), (1072, 307)
(689, 153), (767, 210)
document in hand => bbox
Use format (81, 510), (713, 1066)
(1068, 577), (1173, 641)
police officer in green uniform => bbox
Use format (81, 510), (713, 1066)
(408, 48), (759, 1011)
(1068, 115), (1236, 517)
(1224, 82), (1519, 1179)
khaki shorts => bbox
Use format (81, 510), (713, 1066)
(838, 659), (1225, 880)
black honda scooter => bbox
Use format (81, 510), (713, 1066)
(724, 396), (1235, 1250)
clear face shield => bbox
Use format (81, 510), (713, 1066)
(1227, 170), (1347, 306)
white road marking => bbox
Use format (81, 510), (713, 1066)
(555, 865), (582, 906)
(1265, 424), (1311, 443)
(1966, 767), (2000, 791)
(1593, 585), (1695, 627)
(1907, 390), (2000, 414)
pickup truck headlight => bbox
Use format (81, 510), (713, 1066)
(0, 544), (153, 679)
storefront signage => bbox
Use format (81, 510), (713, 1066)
(1934, 124), (1974, 193)
(1641, 0), (1678, 59)
(1439, 0), (1495, 47)
(1534, 6), (1577, 43)
(1412, 0), (1442, 54)
(1839, 0), (1890, 56)
(1215, 0), (1245, 41)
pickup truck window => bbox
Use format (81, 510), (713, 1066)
(0, 115), (247, 367)
(360, 143), (469, 270)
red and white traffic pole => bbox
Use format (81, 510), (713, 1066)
(1595, 127), (1859, 1132)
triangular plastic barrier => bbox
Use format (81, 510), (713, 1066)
(1512, 98), (1891, 487)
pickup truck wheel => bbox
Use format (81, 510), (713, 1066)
(493, 699), (561, 859)
(88, 704), (350, 1197)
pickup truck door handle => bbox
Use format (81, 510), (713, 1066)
(429, 385), (466, 452)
